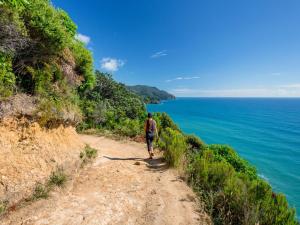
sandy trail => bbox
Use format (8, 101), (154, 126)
(1, 135), (209, 225)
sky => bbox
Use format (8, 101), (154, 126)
(52, 0), (300, 97)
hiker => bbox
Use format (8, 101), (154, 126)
(145, 112), (158, 159)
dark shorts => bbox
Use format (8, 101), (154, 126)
(146, 132), (154, 151)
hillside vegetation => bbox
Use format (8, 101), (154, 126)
(127, 85), (175, 104)
(0, 0), (298, 224)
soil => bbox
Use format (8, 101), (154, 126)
(0, 135), (211, 225)
(0, 118), (84, 207)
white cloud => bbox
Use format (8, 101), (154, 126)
(171, 86), (300, 97)
(101, 57), (125, 72)
(279, 83), (300, 88)
(166, 76), (201, 82)
(75, 33), (91, 44)
(151, 50), (167, 58)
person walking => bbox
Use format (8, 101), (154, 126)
(145, 112), (158, 159)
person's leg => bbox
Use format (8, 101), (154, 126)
(146, 137), (152, 158)
(149, 137), (154, 157)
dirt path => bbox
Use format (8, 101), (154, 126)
(1, 135), (210, 225)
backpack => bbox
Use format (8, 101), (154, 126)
(146, 119), (155, 138)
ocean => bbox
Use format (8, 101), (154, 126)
(147, 98), (300, 217)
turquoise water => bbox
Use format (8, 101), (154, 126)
(147, 98), (300, 217)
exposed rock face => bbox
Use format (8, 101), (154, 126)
(0, 94), (82, 126)
(0, 117), (84, 208)
(0, 94), (37, 119)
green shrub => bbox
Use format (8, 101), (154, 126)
(185, 134), (206, 152)
(48, 168), (67, 187)
(0, 200), (8, 215)
(79, 71), (145, 131)
(153, 112), (180, 133)
(159, 128), (187, 167)
(71, 41), (95, 91)
(187, 150), (235, 192)
(0, 0), (94, 125)
(80, 145), (98, 166)
(0, 0), (29, 8)
(84, 145), (98, 159)
(186, 147), (298, 225)
(30, 184), (49, 200)
(0, 54), (15, 98)
(208, 144), (257, 179)
(115, 118), (143, 137)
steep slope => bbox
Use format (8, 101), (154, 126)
(0, 117), (84, 211)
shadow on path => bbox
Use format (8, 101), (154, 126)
(103, 155), (168, 172)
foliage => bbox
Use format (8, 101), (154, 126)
(0, 0), (94, 124)
(71, 41), (95, 91)
(30, 183), (49, 200)
(208, 144), (257, 179)
(127, 85), (175, 104)
(79, 71), (145, 134)
(186, 146), (298, 225)
(152, 112), (180, 134)
(0, 200), (8, 215)
(26, 167), (68, 202)
(84, 145), (98, 159)
(0, 54), (15, 98)
(19, 0), (76, 61)
(185, 134), (206, 153)
(80, 145), (98, 166)
(158, 127), (187, 168)
(0, 0), (29, 8)
(35, 90), (82, 127)
(114, 118), (143, 137)
(48, 168), (67, 187)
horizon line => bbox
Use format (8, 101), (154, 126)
(173, 96), (300, 98)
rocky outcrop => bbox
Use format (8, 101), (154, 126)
(0, 94), (82, 126)
(0, 94), (37, 119)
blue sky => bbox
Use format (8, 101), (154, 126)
(52, 0), (300, 97)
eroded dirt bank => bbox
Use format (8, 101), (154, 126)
(0, 118), (84, 209)
(1, 135), (210, 225)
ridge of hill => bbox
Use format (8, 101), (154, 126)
(127, 85), (175, 104)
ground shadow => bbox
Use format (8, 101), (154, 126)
(103, 156), (145, 161)
(103, 155), (168, 172)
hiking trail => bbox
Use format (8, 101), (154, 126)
(1, 135), (210, 225)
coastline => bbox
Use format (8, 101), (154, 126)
(147, 98), (300, 221)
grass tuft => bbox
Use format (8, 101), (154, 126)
(26, 168), (67, 203)
(0, 201), (8, 215)
(80, 145), (98, 166)
(31, 184), (49, 200)
(48, 168), (67, 187)
(85, 145), (98, 159)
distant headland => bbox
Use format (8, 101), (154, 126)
(127, 85), (175, 104)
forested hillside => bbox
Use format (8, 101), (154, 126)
(0, 0), (144, 128)
(127, 85), (175, 104)
(0, 1), (298, 224)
